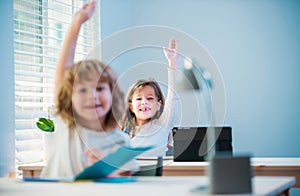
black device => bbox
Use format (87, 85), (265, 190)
(209, 156), (252, 194)
(173, 126), (233, 162)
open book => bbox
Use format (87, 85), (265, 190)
(23, 146), (152, 182)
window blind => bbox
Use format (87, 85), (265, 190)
(14, 0), (101, 166)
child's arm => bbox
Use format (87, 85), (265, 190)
(158, 38), (179, 126)
(54, 1), (96, 101)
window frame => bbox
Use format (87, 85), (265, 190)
(14, 0), (101, 168)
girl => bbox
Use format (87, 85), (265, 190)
(41, 1), (137, 177)
(122, 39), (179, 157)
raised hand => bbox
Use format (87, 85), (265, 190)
(73, 0), (97, 25)
(163, 38), (179, 70)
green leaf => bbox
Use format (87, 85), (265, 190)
(36, 118), (55, 132)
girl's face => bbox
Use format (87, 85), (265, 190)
(129, 85), (161, 126)
(72, 79), (112, 128)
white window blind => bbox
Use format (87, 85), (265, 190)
(14, 0), (101, 166)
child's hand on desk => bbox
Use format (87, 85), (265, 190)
(84, 148), (104, 165)
(84, 148), (132, 177)
(107, 171), (132, 178)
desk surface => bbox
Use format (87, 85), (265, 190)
(19, 157), (300, 169)
(163, 157), (300, 167)
(0, 176), (295, 196)
(162, 157), (300, 188)
(18, 157), (300, 188)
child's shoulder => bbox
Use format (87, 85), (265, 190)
(111, 129), (129, 136)
(110, 129), (130, 141)
(53, 115), (69, 131)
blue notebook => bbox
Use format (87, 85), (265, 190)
(24, 146), (152, 182)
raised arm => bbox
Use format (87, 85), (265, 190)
(54, 1), (96, 99)
(158, 38), (179, 126)
(163, 38), (179, 70)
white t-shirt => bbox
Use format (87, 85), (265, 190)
(130, 122), (174, 157)
(41, 117), (139, 178)
(130, 68), (179, 157)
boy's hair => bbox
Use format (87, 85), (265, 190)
(56, 59), (125, 131)
(122, 79), (165, 138)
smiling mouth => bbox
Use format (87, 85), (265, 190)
(140, 108), (150, 111)
(95, 104), (102, 108)
(85, 104), (102, 109)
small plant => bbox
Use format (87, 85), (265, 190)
(36, 118), (55, 133)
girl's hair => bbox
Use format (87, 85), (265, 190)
(122, 79), (165, 138)
(56, 59), (125, 132)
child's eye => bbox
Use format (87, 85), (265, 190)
(136, 98), (142, 101)
(79, 88), (87, 93)
(147, 97), (154, 100)
(96, 86), (104, 91)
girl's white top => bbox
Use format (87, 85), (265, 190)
(130, 68), (178, 157)
(41, 117), (139, 178)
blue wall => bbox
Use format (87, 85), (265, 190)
(0, 1), (15, 176)
(100, 0), (130, 38)
(101, 0), (300, 157)
(101, 2), (300, 194)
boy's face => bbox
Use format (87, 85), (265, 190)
(72, 79), (112, 127)
(129, 85), (161, 126)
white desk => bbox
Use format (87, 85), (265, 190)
(17, 157), (300, 188)
(163, 158), (300, 188)
(0, 176), (295, 196)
